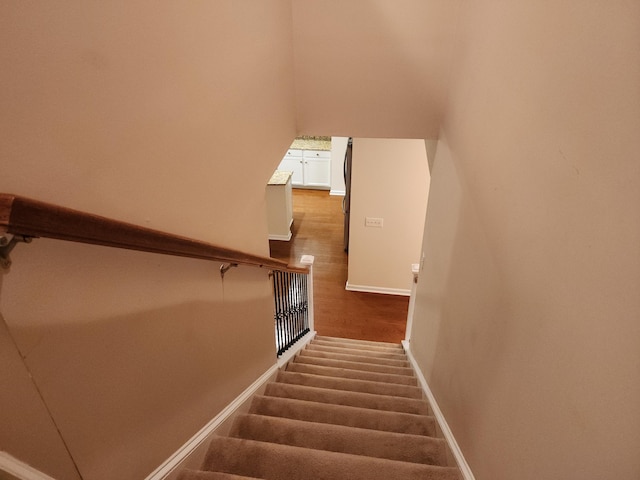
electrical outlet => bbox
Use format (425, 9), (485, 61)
(365, 217), (384, 228)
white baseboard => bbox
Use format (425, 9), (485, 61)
(0, 452), (57, 480)
(402, 341), (475, 480)
(329, 189), (345, 197)
(292, 185), (330, 191)
(345, 282), (411, 296)
(268, 232), (292, 241)
(144, 363), (279, 480)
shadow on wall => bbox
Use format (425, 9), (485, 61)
(2, 297), (276, 480)
(0, 240), (276, 480)
(410, 138), (513, 471)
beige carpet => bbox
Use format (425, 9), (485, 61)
(179, 336), (461, 480)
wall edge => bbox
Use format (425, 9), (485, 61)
(402, 340), (476, 480)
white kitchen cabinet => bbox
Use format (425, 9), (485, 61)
(302, 150), (331, 188)
(277, 149), (330, 189)
(279, 149), (304, 186)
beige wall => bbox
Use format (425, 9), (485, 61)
(347, 138), (429, 294)
(291, 0), (461, 139)
(411, 2), (640, 479)
(2, 1), (639, 479)
(0, 1), (296, 479)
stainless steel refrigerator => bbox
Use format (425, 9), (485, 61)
(343, 137), (353, 253)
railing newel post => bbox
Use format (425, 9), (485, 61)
(300, 255), (315, 334)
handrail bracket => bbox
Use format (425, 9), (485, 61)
(0, 234), (34, 269)
(220, 263), (238, 279)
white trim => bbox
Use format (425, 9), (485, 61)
(0, 452), (58, 480)
(402, 341), (476, 480)
(293, 185), (330, 191)
(277, 330), (316, 368)
(268, 232), (292, 241)
(345, 282), (411, 296)
(144, 363), (279, 480)
(329, 189), (345, 197)
(404, 263), (420, 341)
(300, 255), (315, 333)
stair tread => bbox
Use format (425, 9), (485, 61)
(202, 436), (460, 480)
(293, 354), (415, 376)
(265, 381), (429, 415)
(312, 338), (404, 354)
(315, 335), (403, 350)
(179, 469), (263, 480)
(286, 361), (418, 386)
(250, 395), (436, 436)
(230, 413), (447, 466)
(306, 343), (408, 360)
(299, 349), (409, 367)
(277, 370), (423, 399)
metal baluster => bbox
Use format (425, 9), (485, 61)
(297, 273), (303, 338)
(273, 271), (282, 354)
(272, 272), (278, 353)
(301, 273), (308, 332)
(279, 271), (284, 352)
(288, 271), (295, 349)
(283, 271), (290, 354)
(282, 271), (289, 354)
(300, 273), (305, 334)
(278, 271), (287, 355)
(303, 274), (308, 331)
(273, 269), (310, 357)
(292, 272), (299, 342)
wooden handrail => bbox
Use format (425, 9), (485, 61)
(0, 193), (308, 273)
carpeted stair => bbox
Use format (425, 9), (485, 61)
(179, 336), (461, 480)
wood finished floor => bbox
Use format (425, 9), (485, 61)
(269, 189), (408, 344)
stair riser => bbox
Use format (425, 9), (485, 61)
(312, 339), (405, 354)
(307, 343), (409, 360)
(294, 354), (415, 376)
(286, 362), (418, 386)
(178, 470), (261, 480)
(315, 335), (403, 350)
(249, 395), (437, 436)
(264, 382), (430, 415)
(299, 349), (410, 367)
(202, 437), (461, 480)
(277, 370), (423, 399)
(230, 414), (448, 466)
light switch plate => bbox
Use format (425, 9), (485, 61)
(365, 217), (383, 228)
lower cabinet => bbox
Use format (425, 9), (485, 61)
(278, 149), (330, 189)
(279, 150), (304, 186)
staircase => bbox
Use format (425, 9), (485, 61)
(178, 336), (461, 480)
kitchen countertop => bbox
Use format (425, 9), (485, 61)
(268, 170), (293, 185)
(290, 136), (332, 151)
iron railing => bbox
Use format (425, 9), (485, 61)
(272, 269), (310, 356)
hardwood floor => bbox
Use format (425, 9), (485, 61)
(269, 189), (409, 344)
